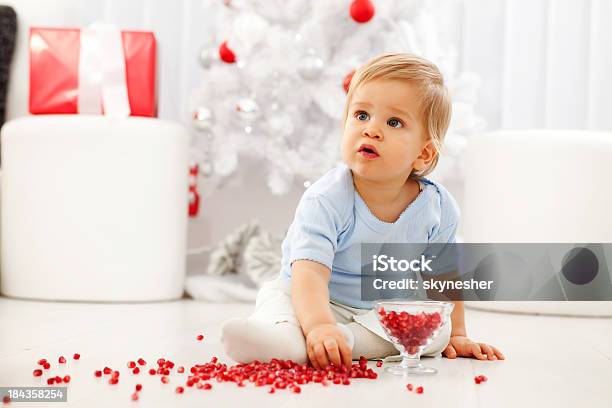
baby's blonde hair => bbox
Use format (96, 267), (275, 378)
(343, 53), (452, 178)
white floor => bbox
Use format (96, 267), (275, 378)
(0, 296), (611, 408)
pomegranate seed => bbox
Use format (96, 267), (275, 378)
(73, 353), (80, 360)
(475, 377), (481, 384)
(416, 386), (424, 394)
(148, 369), (156, 375)
(163, 369), (170, 376)
(128, 361), (136, 368)
(135, 384), (142, 391)
(43, 363), (51, 370)
(37, 359), (47, 365)
(137, 358), (146, 366)
(132, 367), (140, 374)
(342, 378), (351, 385)
(111, 371), (120, 379)
(176, 386), (184, 394)
(58, 356), (66, 364)
(54, 376), (62, 383)
(33, 369), (43, 377)
(47, 378), (55, 385)
(407, 383), (413, 391)
(94, 370), (102, 377)
(161, 376), (169, 384)
(177, 366), (185, 373)
(103, 367), (111, 375)
(203, 383), (212, 390)
(2, 395), (10, 404)
(63, 375), (71, 383)
(376, 361), (383, 367)
(157, 358), (165, 366)
(197, 334), (204, 341)
(109, 378), (119, 385)
(291, 385), (301, 393)
(131, 393), (139, 401)
(268, 387), (275, 394)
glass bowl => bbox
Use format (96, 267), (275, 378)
(374, 300), (454, 375)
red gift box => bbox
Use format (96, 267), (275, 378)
(29, 27), (157, 117)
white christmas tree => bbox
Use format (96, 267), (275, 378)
(190, 0), (485, 195)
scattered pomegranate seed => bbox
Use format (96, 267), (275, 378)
(148, 369), (156, 375)
(291, 385), (301, 393)
(2, 395), (10, 404)
(197, 334), (204, 341)
(47, 378), (55, 385)
(103, 367), (111, 375)
(157, 358), (165, 366)
(37, 359), (47, 365)
(137, 358), (146, 366)
(202, 383), (212, 390)
(133, 367), (140, 375)
(109, 378), (119, 385)
(58, 356), (66, 364)
(175, 386), (184, 394)
(33, 369), (43, 377)
(475, 374), (488, 384)
(135, 384), (142, 391)
(376, 361), (383, 367)
(54, 376), (62, 383)
(63, 375), (71, 383)
(128, 361), (136, 368)
(131, 393), (139, 401)
(111, 371), (120, 379)
(177, 366), (185, 373)
(416, 386), (424, 394)
(73, 353), (80, 360)
(407, 383), (413, 391)
(161, 376), (169, 384)
(268, 387), (275, 394)
(94, 370), (102, 377)
(43, 362), (51, 370)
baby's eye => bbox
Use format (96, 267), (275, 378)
(387, 118), (403, 128)
(355, 111), (369, 121)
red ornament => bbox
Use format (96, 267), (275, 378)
(343, 69), (355, 93)
(188, 165), (201, 217)
(219, 41), (236, 63)
(350, 0), (375, 24)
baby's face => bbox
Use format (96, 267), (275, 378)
(341, 79), (432, 183)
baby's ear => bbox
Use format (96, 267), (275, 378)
(416, 141), (438, 168)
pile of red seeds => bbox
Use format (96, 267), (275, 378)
(377, 308), (442, 355)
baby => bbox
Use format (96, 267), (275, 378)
(221, 53), (504, 368)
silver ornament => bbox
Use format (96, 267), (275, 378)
(200, 162), (214, 177)
(298, 52), (324, 80)
(236, 98), (261, 122)
(198, 45), (214, 69)
(192, 107), (215, 132)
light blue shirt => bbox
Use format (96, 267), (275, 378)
(279, 162), (461, 309)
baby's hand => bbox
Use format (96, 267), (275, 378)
(305, 323), (352, 369)
(443, 335), (505, 360)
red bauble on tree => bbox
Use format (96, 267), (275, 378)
(343, 69), (355, 93)
(188, 164), (201, 217)
(350, 0), (375, 24)
(218, 41), (236, 63)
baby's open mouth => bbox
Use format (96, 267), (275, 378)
(358, 144), (379, 158)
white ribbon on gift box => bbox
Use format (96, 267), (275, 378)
(78, 23), (131, 118)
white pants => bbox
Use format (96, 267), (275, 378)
(221, 277), (451, 363)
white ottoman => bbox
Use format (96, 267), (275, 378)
(463, 130), (612, 316)
(0, 115), (190, 302)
